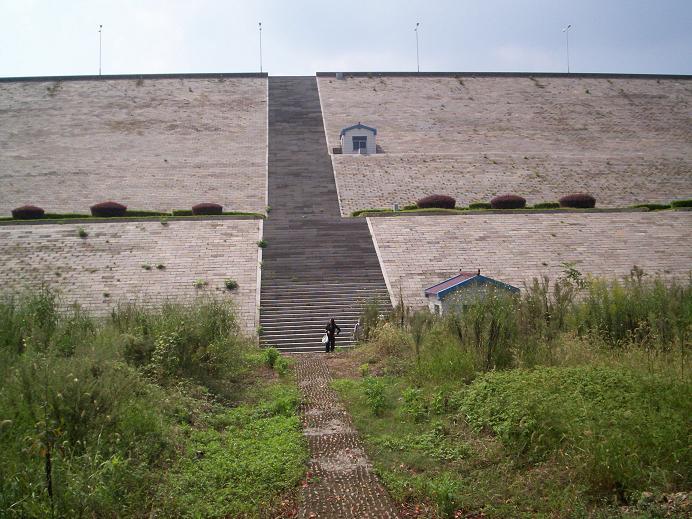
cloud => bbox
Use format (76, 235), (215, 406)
(492, 44), (563, 72)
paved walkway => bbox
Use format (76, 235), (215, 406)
(295, 354), (399, 518)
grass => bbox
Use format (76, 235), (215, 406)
(0, 290), (307, 518)
(330, 271), (691, 517)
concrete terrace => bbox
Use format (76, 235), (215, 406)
(317, 73), (692, 215)
(0, 75), (267, 215)
(368, 211), (692, 309)
(0, 219), (262, 334)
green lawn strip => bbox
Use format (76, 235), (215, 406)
(0, 212), (266, 225)
(351, 207), (652, 217)
(332, 366), (690, 518)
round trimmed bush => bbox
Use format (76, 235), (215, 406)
(11, 205), (45, 219)
(559, 193), (596, 209)
(191, 202), (223, 215)
(416, 194), (456, 209)
(469, 202), (491, 210)
(90, 201), (127, 217)
(490, 194), (526, 209)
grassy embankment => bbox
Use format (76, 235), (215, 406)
(0, 291), (307, 518)
(332, 268), (691, 517)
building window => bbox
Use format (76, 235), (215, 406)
(352, 136), (367, 150)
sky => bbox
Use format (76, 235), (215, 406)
(1, 0), (691, 77)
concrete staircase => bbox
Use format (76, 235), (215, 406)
(260, 77), (390, 353)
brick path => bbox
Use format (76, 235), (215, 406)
(295, 354), (398, 518)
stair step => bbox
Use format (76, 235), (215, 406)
(260, 76), (389, 350)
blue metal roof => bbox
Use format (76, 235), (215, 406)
(340, 122), (377, 137)
(426, 274), (519, 300)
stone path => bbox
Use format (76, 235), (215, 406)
(295, 354), (399, 518)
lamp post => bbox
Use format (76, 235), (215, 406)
(258, 22), (263, 73)
(414, 22), (420, 73)
(562, 24), (572, 73)
(98, 24), (103, 76)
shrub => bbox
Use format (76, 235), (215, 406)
(172, 209), (193, 216)
(264, 347), (280, 368)
(559, 193), (596, 209)
(224, 279), (238, 290)
(124, 210), (169, 217)
(469, 202), (491, 210)
(416, 195), (456, 209)
(490, 194), (526, 209)
(274, 356), (289, 376)
(191, 203), (222, 216)
(363, 376), (387, 416)
(402, 204), (418, 211)
(671, 199), (692, 208)
(90, 201), (127, 217)
(402, 387), (428, 422)
(461, 366), (690, 495)
(631, 203), (670, 211)
(78, 227), (88, 238)
(257, 240), (267, 248)
(533, 202), (560, 209)
(11, 205), (45, 219)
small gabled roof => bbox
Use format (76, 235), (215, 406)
(424, 272), (519, 299)
(340, 122), (377, 137)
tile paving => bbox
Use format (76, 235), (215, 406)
(0, 219), (262, 333)
(318, 75), (692, 215)
(368, 211), (692, 308)
(0, 77), (267, 215)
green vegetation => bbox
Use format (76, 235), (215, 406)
(671, 199), (692, 208)
(0, 291), (307, 517)
(632, 203), (671, 211)
(77, 227), (88, 238)
(224, 278), (238, 290)
(0, 211), (265, 224)
(533, 201), (560, 209)
(333, 269), (691, 517)
(257, 239), (267, 248)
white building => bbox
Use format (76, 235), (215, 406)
(424, 270), (519, 315)
(340, 123), (377, 154)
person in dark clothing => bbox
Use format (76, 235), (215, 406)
(325, 318), (341, 352)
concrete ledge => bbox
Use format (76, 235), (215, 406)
(317, 71), (692, 80)
(0, 72), (268, 83)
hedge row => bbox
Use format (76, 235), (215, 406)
(5, 202), (257, 220)
(413, 193), (600, 210)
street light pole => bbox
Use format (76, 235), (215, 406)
(258, 22), (263, 73)
(98, 24), (103, 76)
(414, 22), (420, 73)
(562, 24), (572, 73)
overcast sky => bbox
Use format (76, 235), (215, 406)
(1, 0), (691, 77)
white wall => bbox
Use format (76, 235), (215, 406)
(341, 128), (377, 154)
